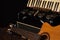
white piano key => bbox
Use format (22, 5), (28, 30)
(38, 0), (42, 7)
(34, 0), (37, 7)
(27, 0), (60, 12)
(29, 0), (32, 7)
(27, 0), (31, 7)
(46, 1), (51, 9)
(45, 1), (48, 8)
(31, 0), (36, 7)
(42, 1), (47, 8)
(53, 2), (59, 11)
(50, 2), (54, 9)
(40, 0), (43, 8)
(35, 0), (42, 7)
(57, 3), (60, 12)
(35, 0), (38, 7)
(52, 2), (55, 11)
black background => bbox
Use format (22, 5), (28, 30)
(1, 0), (60, 27)
(2, 0), (28, 27)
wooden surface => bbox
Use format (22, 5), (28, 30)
(11, 28), (40, 40)
(38, 22), (60, 40)
(0, 27), (25, 40)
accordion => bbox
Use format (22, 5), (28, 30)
(11, 0), (60, 40)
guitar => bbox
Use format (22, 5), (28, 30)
(38, 22), (60, 40)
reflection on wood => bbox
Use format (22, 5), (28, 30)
(38, 22), (60, 40)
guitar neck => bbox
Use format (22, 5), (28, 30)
(27, 0), (60, 12)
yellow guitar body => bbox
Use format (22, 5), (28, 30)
(38, 22), (60, 40)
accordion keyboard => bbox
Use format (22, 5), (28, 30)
(27, 0), (60, 12)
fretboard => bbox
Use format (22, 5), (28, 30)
(27, 0), (60, 12)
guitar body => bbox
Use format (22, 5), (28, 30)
(38, 22), (60, 40)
